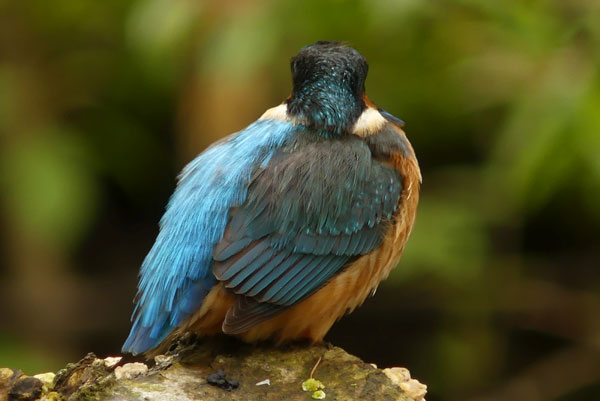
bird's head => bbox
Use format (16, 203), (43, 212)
(287, 41), (369, 136)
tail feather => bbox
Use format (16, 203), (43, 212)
(122, 315), (174, 355)
(222, 296), (286, 334)
(122, 281), (212, 355)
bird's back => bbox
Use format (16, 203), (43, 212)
(122, 41), (421, 357)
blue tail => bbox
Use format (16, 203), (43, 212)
(122, 280), (212, 355)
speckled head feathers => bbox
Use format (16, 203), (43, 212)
(290, 41), (369, 98)
(287, 41), (369, 135)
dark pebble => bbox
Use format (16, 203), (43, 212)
(9, 376), (43, 401)
(206, 369), (239, 391)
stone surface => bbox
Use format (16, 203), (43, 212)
(1, 336), (427, 401)
(113, 364), (148, 381)
(1, 368), (21, 401)
(53, 353), (116, 400)
(106, 337), (422, 401)
(32, 374), (55, 390)
(384, 368), (427, 401)
(1, 369), (45, 401)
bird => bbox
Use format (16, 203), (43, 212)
(122, 41), (421, 356)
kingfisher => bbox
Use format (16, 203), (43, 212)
(122, 41), (421, 356)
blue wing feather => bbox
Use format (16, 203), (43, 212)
(122, 118), (296, 355)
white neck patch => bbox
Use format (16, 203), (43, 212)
(352, 107), (387, 137)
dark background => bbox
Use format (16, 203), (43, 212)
(1, 1), (599, 400)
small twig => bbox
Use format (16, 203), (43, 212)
(309, 356), (322, 379)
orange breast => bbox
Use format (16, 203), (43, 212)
(164, 125), (421, 349)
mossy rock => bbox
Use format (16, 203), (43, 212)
(2, 336), (425, 401)
(107, 337), (419, 401)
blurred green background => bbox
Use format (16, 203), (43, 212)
(1, 0), (599, 400)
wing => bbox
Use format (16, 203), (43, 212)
(122, 118), (296, 355)
(213, 134), (403, 334)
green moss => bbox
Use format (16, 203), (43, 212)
(302, 378), (325, 392)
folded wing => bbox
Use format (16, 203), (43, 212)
(213, 135), (403, 333)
